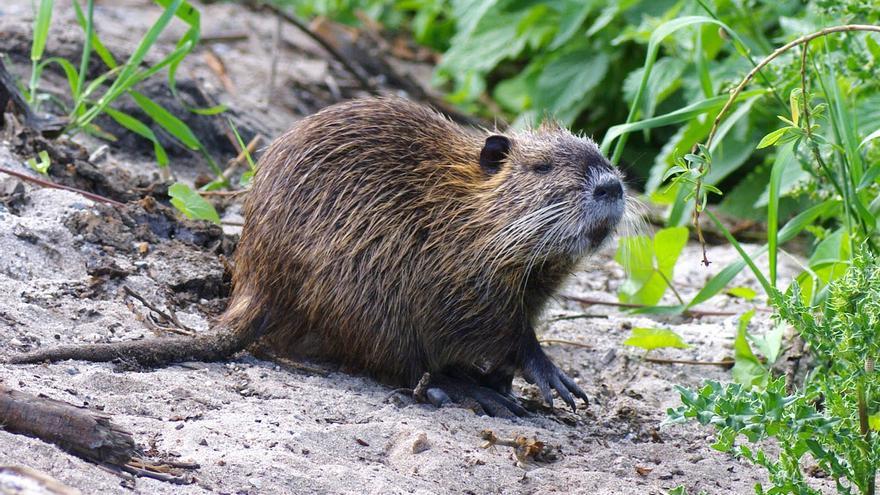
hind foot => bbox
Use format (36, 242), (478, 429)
(425, 375), (528, 419)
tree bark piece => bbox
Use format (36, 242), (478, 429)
(0, 386), (135, 465)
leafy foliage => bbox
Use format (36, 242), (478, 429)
(26, 0), (222, 178)
(670, 254), (880, 494)
(615, 226), (688, 306)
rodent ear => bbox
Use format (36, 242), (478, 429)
(480, 135), (511, 173)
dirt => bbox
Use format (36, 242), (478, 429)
(0, 2), (834, 494)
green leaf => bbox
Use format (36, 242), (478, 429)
(548, 1), (594, 50)
(103, 107), (169, 167)
(601, 89), (766, 155)
(654, 226), (688, 277)
(726, 287), (757, 301)
(756, 127), (790, 149)
(859, 127), (880, 149)
(168, 182), (220, 224)
(624, 327), (689, 351)
(731, 310), (767, 387)
(129, 90), (201, 150)
(534, 47), (609, 125)
(767, 142), (794, 288)
(31, 0), (54, 62)
(608, 15), (745, 164)
(26, 150), (51, 175)
(749, 321), (784, 365)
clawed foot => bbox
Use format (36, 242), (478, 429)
(425, 376), (528, 419)
(521, 349), (589, 412)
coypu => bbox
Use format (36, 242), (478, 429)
(6, 97), (626, 417)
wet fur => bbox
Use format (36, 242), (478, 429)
(8, 97), (623, 393)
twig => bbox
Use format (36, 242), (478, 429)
(122, 286), (195, 335)
(644, 356), (735, 367)
(0, 386), (136, 464)
(691, 25), (880, 264)
(784, 334), (805, 393)
(247, 1), (375, 92)
(560, 294), (748, 317)
(544, 313), (606, 323)
(201, 31), (250, 43)
(704, 26), (880, 149)
(540, 339), (593, 349)
(121, 463), (192, 485)
(265, 14), (282, 105)
(220, 134), (262, 182)
(0, 166), (126, 207)
(198, 189), (248, 197)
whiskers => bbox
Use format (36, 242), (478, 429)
(614, 194), (650, 274)
(476, 201), (569, 289)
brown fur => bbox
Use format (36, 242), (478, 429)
(8, 97), (624, 398)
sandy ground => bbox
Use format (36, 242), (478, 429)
(0, 146), (819, 494)
(0, 1), (835, 494)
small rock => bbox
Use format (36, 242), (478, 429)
(411, 432), (430, 454)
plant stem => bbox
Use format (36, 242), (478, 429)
(693, 25), (880, 265)
(858, 379), (875, 495)
(705, 25), (880, 150)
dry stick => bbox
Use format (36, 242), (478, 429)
(0, 385), (136, 465)
(0, 166), (126, 207)
(693, 25), (880, 262)
(122, 286), (195, 335)
(560, 294), (745, 317)
(220, 134), (262, 183)
(198, 189), (248, 197)
(248, 1), (375, 92)
(265, 14), (282, 105)
(784, 334), (805, 394)
(540, 339), (593, 349)
(644, 356), (735, 367)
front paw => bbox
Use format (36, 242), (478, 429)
(521, 352), (589, 411)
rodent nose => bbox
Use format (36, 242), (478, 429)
(593, 179), (624, 202)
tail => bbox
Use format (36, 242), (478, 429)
(5, 313), (271, 367)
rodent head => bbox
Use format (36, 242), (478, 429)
(475, 122), (625, 264)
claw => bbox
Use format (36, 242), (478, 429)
(521, 341), (589, 411)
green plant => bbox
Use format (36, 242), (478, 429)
(669, 253), (880, 495)
(168, 182), (220, 224)
(25, 151), (51, 176)
(27, 0), (224, 179)
(614, 226), (688, 307)
(623, 327), (689, 354)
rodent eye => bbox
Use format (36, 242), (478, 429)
(533, 163), (552, 174)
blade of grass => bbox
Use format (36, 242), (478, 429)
(704, 210), (773, 297)
(37, 57), (79, 101)
(73, 0), (184, 129)
(72, 0), (118, 70)
(28, 0), (54, 105)
(104, 107), (169, 168)
(767, 142), (794, 288)
(607, 15), (750, 165)
(601, 90), (765, 155)
(686, 201), (835, 307)
(74, 0), (94, 100)
(129, 90), (201, 150)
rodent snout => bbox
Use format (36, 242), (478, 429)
(593, 178), (624, 203)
